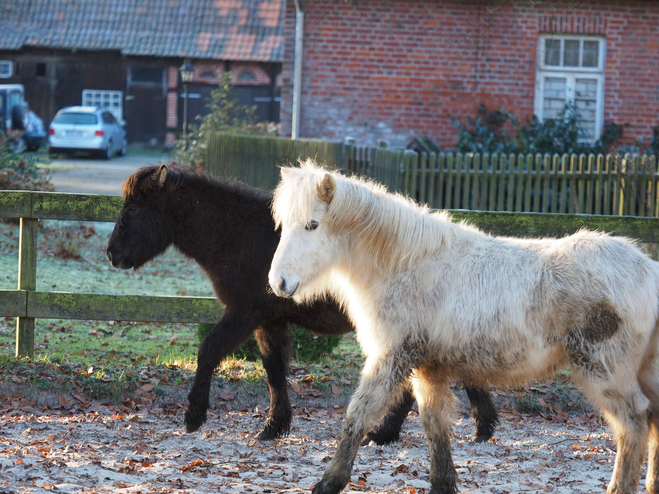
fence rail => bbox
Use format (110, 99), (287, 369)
(207, 133), (659, 217)
(0, 191), (221, 358)
(3, 190), (659, 358)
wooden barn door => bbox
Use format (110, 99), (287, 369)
(124, 65), (166, 145)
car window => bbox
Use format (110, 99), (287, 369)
(8, 90), (23, 109)
(53, 113), (98, 125)
(102, 112), (117, 125)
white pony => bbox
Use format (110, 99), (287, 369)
(268, 160), (659, 494)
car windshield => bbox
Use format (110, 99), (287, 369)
(54, 113), (98, 125)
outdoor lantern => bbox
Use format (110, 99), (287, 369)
(178, 60), (195, 141)
(178, 61), (195, 84)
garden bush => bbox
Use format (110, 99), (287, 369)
(453, 103), (627, 156)
(197, 324), (342, 363)
(0, 136), (53, 191)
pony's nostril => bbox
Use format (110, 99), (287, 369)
(106, 249), (113, 263)
(279, 277), (287, 293)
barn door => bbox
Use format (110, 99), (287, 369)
(124, 66), (166, 145)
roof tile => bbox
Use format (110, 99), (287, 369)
(0, 0), (284, 62)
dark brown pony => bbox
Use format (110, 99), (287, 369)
(106, 163), (499, 442)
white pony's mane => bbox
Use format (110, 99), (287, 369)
(273, 160), (463, 271)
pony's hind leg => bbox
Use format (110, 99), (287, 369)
(464, 384), (499, 442)
(412, 370), (458, 494)
(578, 374), (649, 494)
(185, 310), (259, 433)
(362, 381), (415, 446)
(638, 347), (659, 494)
(254, 322), (293, 440)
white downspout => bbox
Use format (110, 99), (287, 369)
(291, 0), (304, 140)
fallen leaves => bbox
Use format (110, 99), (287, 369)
(219, 390), (235, 401)
(0, 404), (623, 494)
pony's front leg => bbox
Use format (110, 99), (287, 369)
(412, 370), (458, 494)
(254, 322), (293, 440)
(313, 352), (412, 494)
(185, 310), (259, 433)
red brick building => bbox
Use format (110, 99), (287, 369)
(280, 0), (659, 149)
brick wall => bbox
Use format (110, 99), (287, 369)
(280, 0), (659, 149)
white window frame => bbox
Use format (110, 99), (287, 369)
(82, 89), (123, 122)
(534, 35), (606, 142)
(0, 61), (13, 78)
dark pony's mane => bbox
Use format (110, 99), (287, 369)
(122, 162), (272, 205)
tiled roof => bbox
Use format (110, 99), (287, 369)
(0, 0), (285, 62)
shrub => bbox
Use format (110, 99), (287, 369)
(173, 72), (278, 168)
(197, 324), (342, 363)
(0, 136), (53, 192)
(453, 104), (518, 155)
(453, 103), (626, 156)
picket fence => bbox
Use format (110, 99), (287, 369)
(206, 133), (659, 217)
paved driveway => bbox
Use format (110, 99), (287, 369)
(45, 150), (172, 196)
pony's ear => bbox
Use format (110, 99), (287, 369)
(317, 173), (336, 204)
(153, 164), (168, 188)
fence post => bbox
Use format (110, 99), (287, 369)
(16, 215), (37, 358)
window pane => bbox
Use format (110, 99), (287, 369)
(54, 113), (98, 125)
(132, 67), (163, 83)
(575, 78), (598, 140)
(575, 78), (597, 99)
(582, 41), (599, 67)
(545, 39), (560, 66)
(543, 77), (567, 120)
(564, 40), (580, 66)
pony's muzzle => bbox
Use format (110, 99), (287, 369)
(106, 247), (134, 270)
(271, 276), (299, 298)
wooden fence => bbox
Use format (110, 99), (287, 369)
(206, 133), (659, 217)
(0, 191), (222, 358)
(3, 190), (659, 358)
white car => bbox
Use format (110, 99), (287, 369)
(48, 106), (127, 159)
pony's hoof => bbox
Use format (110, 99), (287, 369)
(185, 421), (202, 433)
(312, 479), (344, 494)
(362, 429), (400, 446)
(184, 408), (207, 433)
(256, 421), (290, 441)
(473, 433), (492, 443)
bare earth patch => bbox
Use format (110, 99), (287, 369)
(0, 397), (643, 494)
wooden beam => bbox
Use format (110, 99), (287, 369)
(449, 210), (659, 243)
(0, 191), (31, 219)
(31, 192), (123, 221)
(27, 292), (222, 324)
(16, 217), (38, 357)
(0, 290), (26, 317)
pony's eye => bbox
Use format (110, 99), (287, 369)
(305, 220), (319, 231)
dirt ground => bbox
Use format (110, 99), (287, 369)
(0, 393), (643, 494)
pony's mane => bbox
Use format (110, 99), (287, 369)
(122, 163), (270, 203)
(273, 160), (459, 270)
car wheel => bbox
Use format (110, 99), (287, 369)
(102, 141), (113, 160)
(26, 140), (42, 152)
(8, 135), (26, 154)
(118, 137), (127, 156)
